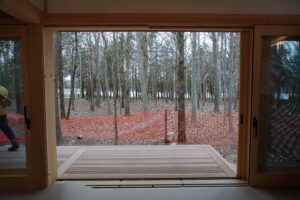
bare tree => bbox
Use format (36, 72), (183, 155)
(124, 32), (132, 115)
(112, 33), (119, 145)
(54, 33), (64, 144)
(211, 32), (221, 113)
(101, 33), (112, 115)
(137, 32), (149, 112)
(13, 41), (23, 114)
(66, 33), (78, 119)
(56, 33), (66, 119)
(175, 32), (186, 143)
(196, 33), (203, 112)
(227, 32), (238, 133)
(87, 33), (95, 111)
(92, 33), (102, 108)
(191, 32), (198, 125)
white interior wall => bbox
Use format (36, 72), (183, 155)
(46, 0), (300, 14)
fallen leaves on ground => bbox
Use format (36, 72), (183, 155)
(61, 110), (238, 149)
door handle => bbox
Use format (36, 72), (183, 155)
(24, 106), (31, 130)
(253, 117), (258, 137)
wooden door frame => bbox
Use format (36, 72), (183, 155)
(0, 25), (48, 192)
(0, 26), (31, 191)
(0, 25), (31, 191)
(44, 27), (252, 185)
(249, 25), (300, 186)
(237, 30), (253, 181)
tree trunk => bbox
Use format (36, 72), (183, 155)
(79, 50), (85, 98)
(66, 32), (78, 119)
(191, 32), (198, 125)
(227, 33), (235, 133)
(55, 68), (63, 145)
(176, 32), (186, 144)
(117, 33), (125, 114)
(153, 39), (159, 106)
(112, 33), (119, 145)
(101, 33), (112, 115)
(220, 33), (227, 125)
(54, 33), (63, 144)
(13, 41), (23, 113)
(93, 33), (101, 108)
(137, 32), (149, 113)
(55, 33), (66, 118)
(211, 33), (221, 113)
(124, 32), (132, 115)
(197, 33), (203, 112)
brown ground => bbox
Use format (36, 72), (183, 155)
(60, 98), (239, 165)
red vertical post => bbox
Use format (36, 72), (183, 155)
(165, 109), (167, 143)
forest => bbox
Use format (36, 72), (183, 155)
(54, 31), (241, 146)
(0, 40), (23, 114)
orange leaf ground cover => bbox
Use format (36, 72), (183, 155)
(61, 110), (238, 148)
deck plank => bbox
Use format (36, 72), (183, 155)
(57, 148), (86, 177)
(57, 145), (236, 180)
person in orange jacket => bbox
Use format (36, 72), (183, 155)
(0, 85), (19, 151)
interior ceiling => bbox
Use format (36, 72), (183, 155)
(24, 0), (300, 15)
(0, 10), (24, 24)
(44, 0), (300, 15)
(0, 11), (14, 19)
(28, 0), (44, 11)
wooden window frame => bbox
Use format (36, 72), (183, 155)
(44, 26), (253, 185)
(249, 25), (300, 186)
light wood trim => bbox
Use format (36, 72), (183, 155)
(0, 25), (31, 191)
(43, 14), (300, 27)
(43, 28), (57, 185)
(45, 26), (251, 32)
(26, 24), (48, 190)
(236, 30), (253, 181)
(249, 25), (263, 187)
(44, 27), (251, 184)
(249, 25), (300, 186)
(0, 0), (42, 24)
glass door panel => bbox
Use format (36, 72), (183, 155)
(251, 25), (300, 186)
(0, 40), (26, 169)
(260, 36), (300, 170)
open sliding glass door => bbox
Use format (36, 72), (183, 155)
(250, 25), (300, 186)
(0, 26), (30, 191)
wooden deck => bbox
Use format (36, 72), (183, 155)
(57, 145), (236, 180)
(0, 145), (26, 169)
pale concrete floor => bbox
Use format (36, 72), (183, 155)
(0, 182), (299, 200)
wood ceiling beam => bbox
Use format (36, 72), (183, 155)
(43, 14), (300, 28)
(0, 0), (42, 24)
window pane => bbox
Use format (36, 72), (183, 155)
(261, 36), (300, 169)
(0, 40), (26, 169)
(55, 32), (240, 179)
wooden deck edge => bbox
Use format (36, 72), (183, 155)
(57, 145), (237, 180)
(206, 146), (236, 177)
(57, 144), (211, 149)
(61, 179), (246, 188)
(57, 148), (86, 178)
